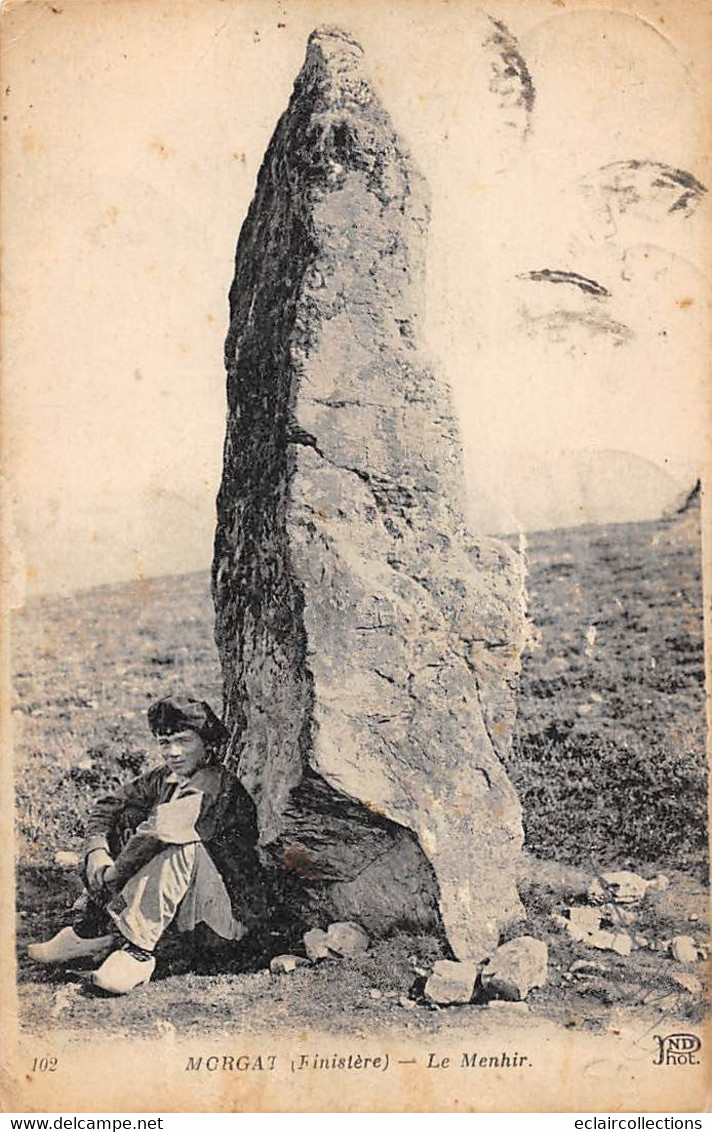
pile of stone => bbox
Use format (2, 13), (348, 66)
(269, 868), (706, 1018)
(269, 920), (370, 975)
(552, 870), (706, 966)
(423, 936), (548, 1007)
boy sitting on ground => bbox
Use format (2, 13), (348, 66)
(28, 696), (261, 995)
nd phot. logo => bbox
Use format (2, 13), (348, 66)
(654, 1033), (702, 1066)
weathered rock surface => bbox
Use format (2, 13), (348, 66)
(671, 935), (699, 964)
(563, 906), (634, 955)
(670, 971), (702, 996)
(326, 921), (370, 956)
(212, 26), (526, 959)
(481, 937), (548, 1001)
(424, 960), (480, 1005)
(303, 928), (333, 962)
(270, 954), (308, 974)
(588, 872), (651, 905)
(599, 904), (637, 928)
(609, 934), (633, 957)
(566, 906), (603, 940)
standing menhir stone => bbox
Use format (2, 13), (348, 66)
(213, 26), (526, 960)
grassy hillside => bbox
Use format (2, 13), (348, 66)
(506, 507), (708, 878)
(12, 510), (707, 879)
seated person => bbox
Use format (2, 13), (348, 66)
(28, 695), (261, 995)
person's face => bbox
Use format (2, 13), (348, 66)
(157, 730), (208, 779)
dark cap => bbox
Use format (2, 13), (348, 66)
(147, 696), (229, 752)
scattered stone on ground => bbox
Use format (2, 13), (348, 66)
(671, 935), (699, 964)
(560, 904), (641, 957)
(424, 959), (480, 1005)
(669, 971), (703, 995)
(585, 929), (617, 951)
(269, 954), (308, 975)
(599, 903), (637, 927)
(398, 995), (417, 1011)
(54, 850), (80, 869)
(569, 959), (607, 976)
(649, 874), (670, 893)
(49, 984), (80, 1019)
(610, 934), (632, 957)
(481, 937), (548, 1001)
(326, 921), (370, 956)
(588, 871), (652, 905)
(303, 928), (334, 961)
(565, 906), (603, 941)
(657, 994), (682, 1013)
(369, 988), (382, 1000)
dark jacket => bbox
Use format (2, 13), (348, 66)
(82, 763), (264, 927)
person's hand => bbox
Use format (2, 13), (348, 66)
(86, 849), (114, 893)
(103, 864), (118, 886)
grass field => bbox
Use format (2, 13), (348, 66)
(507, 506), (707, 879)
(11, 507), (708, 1035)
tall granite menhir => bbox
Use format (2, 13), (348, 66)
(213, 27), (526, 959)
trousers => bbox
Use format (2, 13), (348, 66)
(79, 843), (245, 953)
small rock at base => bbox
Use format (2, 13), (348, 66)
(670, 971), (702, 995)
(424, 959), (479, 1005)
(600, 903), (637, 927)
(481, 937), (548, 1001)
(399, 995), (417, 1010)
(369, 988), (382, 999)
(588, 872), (651, 905)
(568, 906), (603, 932)
(54, 850), (80, 869)
(565, 907), (604, 943)
(303, 928), (333, 961)
(610, 933), (632, 957)
(588, 929), (616, 951)
(270, 954), (307, 974)
(326, 920), (370, 956)
(671, 935), (699, 964)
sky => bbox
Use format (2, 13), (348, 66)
(3, 0), (710, 597)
